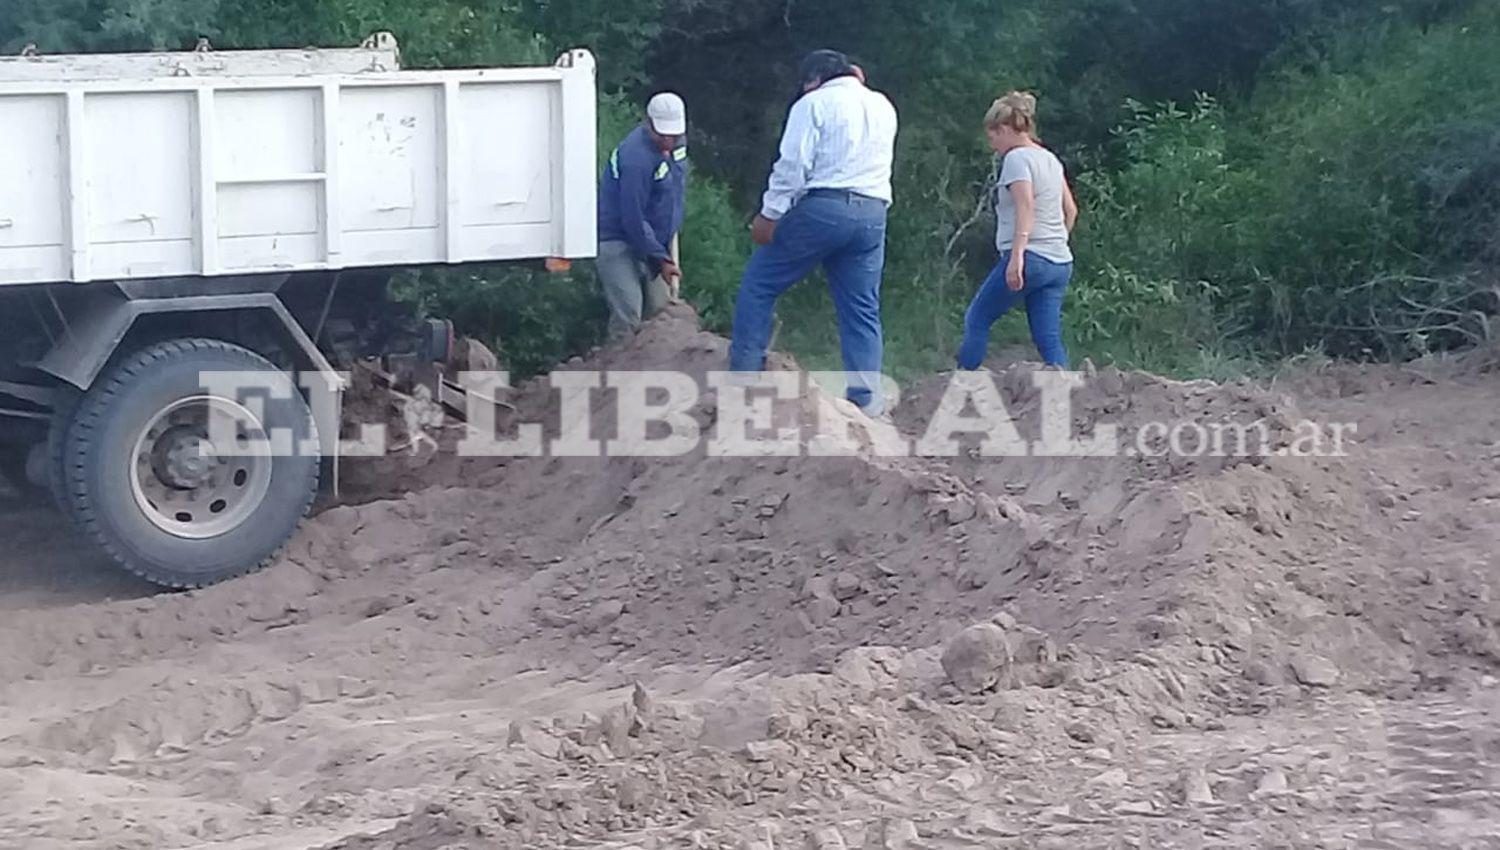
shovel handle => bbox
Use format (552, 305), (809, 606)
(669, 234), (683, 301)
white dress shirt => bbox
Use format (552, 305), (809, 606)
(761, 76), (899, 220)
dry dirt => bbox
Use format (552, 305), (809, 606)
(2, 304), (1499, 850)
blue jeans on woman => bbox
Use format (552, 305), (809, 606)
(957, 249), (1073, 369)
(730, 190), (888, 413)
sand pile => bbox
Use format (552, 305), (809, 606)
(2, 305), (1499, 849)
(313, 310), (1500, 848)
(328, 310), (1500, 846)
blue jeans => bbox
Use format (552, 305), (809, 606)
(957, 250), (1073, 369)
(730, 190), (888, 412)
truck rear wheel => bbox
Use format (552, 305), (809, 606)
(60, 339), (320, 589)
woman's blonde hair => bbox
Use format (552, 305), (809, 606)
(985, 91), (1038, 135)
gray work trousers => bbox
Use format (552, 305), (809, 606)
(597, 240), (671, 342)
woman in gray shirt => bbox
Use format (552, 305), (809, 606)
(956, 91), (1079, 369)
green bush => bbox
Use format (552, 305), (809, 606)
(1063, 97), (1236, 369)
(7, 0), (1494, 378)
(1059, 6), (1499, 365)
(1225, 7), (1500, 356)
(680, 178), (751, 335)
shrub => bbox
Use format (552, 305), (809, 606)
(1224, 6), (1500, 357)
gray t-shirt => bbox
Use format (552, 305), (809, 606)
(995, 146), (1073, 264)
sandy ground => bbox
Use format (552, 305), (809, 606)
(2, 306), (1498, 850)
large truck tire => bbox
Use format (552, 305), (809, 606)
(47, 389), (82, 517)
(60, 339), (320, 589)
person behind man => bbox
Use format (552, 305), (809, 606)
(956, 92), (1079, 370)
(729, 50), (898, 416)
(597, 92), (690, 342)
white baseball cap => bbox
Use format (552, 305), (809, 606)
(647, 92), (687, 136)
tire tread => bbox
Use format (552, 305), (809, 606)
(62, 338), (320, 589)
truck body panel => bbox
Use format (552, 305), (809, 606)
(0, 34), (402, 81)
(0, 52), (598, 287)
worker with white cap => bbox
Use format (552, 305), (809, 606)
(596, 92), (691, 342)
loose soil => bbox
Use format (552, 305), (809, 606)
(2, 305), (1497, 849)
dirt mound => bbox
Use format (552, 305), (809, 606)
(334, 303), (744, 505)
(3, 305), (1499, 849)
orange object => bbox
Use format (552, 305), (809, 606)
(545, 258), (573, 273)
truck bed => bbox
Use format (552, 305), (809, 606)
(0, 51), (597, 286)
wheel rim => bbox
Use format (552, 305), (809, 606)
(128, 395), (273, 540)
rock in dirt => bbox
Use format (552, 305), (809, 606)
(805, 595), (842, 627)
(598, 704), (639, 755)
(833, 571), (864, 601)
(587, 600), (627, 632)
(508, 721), (563, 760)
(941, 623), (1013, 694)
(743, 740), (794, 763)
(1254, 767), (1290, 797)
(1244, 658), (1285, 686)
(631, 682), (656, 721)
(942, 497), (978, 525)
(1152, 706), (1189, 730)
(362, 595), (406, 618)
(962, 808), (1020, 837)
(1181, 766), (1216, 805)
(768, 711), (809, 739)
(1010, 625), (1059, 665)
(803, 575), (835, 600)
(807, 827), (848, 849)
(1289, 652), (1341, 687)
(1087, 767), (1130, 789)
(880, 819), (919, 849)
(615, 775), (651, 811)
(1065, 720), (1098, 744)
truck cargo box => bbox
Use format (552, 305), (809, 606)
(0, 49), (597, 286)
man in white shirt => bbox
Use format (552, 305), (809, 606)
(729, 49), (898, 416)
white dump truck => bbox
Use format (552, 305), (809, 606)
(0, 36), (598, 588)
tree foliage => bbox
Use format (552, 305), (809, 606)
(2, 0), (1494, 374)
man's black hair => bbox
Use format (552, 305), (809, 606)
(798, 49), (856, 89)
(785, 49), (859, 117)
